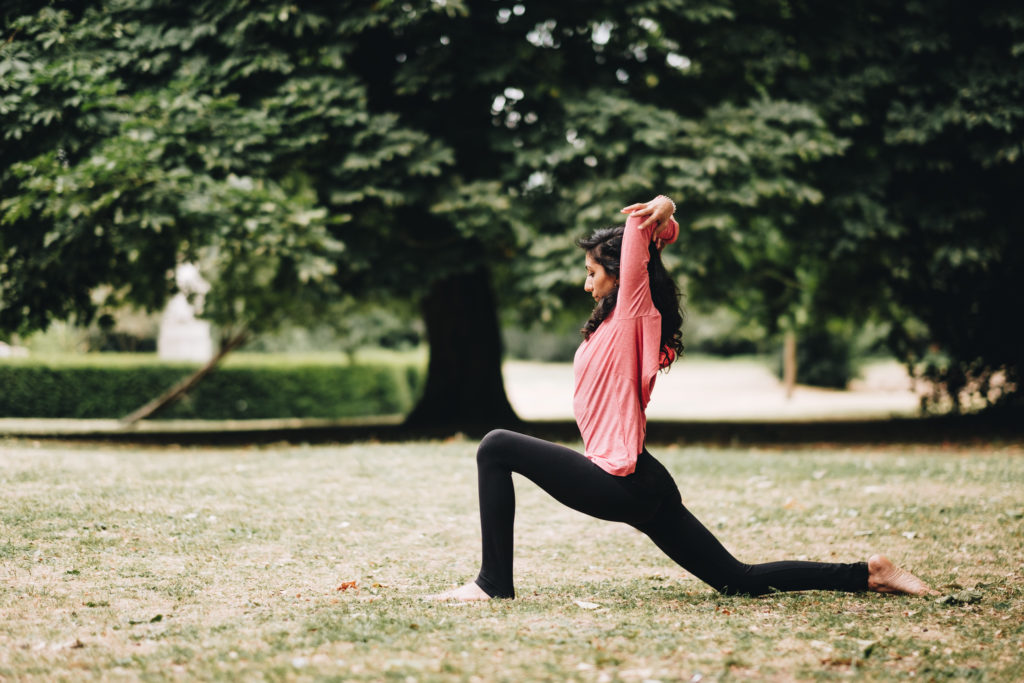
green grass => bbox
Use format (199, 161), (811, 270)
(0, 438), (1021, 681)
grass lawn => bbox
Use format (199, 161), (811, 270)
(1, 437), (1021, 681)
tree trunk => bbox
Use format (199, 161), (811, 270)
(119, 330), (249, 425)
(783, 330), (797, 400)
(404, 266), (520, 431)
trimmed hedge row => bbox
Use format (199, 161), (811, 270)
(0, 360), (424, 420)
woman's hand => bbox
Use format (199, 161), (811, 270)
(621, 195), (677, 249)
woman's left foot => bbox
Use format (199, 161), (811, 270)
(426, 581), (491, 602)
(867, 554), (935, 596)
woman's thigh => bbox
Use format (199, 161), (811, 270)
(478, 430), (661, 525)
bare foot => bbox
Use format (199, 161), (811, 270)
(867, 554), (935, 596)
(426, 581), (491, 602)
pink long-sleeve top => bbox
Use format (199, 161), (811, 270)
(572, 213), (679, 476)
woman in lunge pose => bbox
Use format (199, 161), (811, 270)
(430, 194), (931, 601)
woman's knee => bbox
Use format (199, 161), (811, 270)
(477, 429), (518, 466)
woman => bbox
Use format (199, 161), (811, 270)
(431, 194), (931, 601)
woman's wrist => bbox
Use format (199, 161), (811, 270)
(655, 194), (676, 216)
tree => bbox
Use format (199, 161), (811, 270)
(4, 0), (839, 428)
(351, 1), (851, 424)
(1, 1), (452, 417)
(8, 0), (1017, 429)
(518, 0), (1024, 406)
(679, 0), (1024, 408)
(1, 3), (372, 341)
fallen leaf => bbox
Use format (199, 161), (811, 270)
(337, 581), (357, 591)
(821, 656), (853, 667)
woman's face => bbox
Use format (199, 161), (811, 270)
(584, 252), (617, 301)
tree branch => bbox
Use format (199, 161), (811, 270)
(119, 329), (250, 425)
(3, 28), (21, 49)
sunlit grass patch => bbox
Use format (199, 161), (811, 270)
(1, 438), (1021, 680)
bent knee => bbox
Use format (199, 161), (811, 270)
(477, 429), (518, 464)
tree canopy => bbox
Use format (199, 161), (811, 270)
(678, 1), (1024, 407)
(3, 0), (1022, 424)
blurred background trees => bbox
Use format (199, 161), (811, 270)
(690, 0), (1024, 412)
(3, 0), (1022, 426)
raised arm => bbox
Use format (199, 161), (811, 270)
(617, 195), (679, 316)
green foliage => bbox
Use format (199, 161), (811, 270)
(686, 307), (765, 357)
(247, 318), (422, 356)
(503, 325), (581, 363)
(667, 1), (1024, 408)
(508, 0), (1024, 407)
(4, 0), (1022, 416)
(0, 1), (442, 338)
(0, 357), (423, 419)
(1, 0), (844, 339)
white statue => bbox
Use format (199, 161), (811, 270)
(157, 264), (213, 362)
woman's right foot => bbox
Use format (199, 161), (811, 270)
(426, 581), (491, 602)
(867, 554), (935, 596)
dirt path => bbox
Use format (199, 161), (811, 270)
(504, 357), (921, 421)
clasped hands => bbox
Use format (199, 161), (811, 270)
(620, 195), (676, 250)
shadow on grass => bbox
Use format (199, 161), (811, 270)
(10, 408), (1023, 448)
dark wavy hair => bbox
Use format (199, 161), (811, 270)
(577, 225), (685, 366)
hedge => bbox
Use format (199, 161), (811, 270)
(0, 357), (424, 420)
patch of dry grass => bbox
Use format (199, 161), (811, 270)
(1, 437), (1021, 681)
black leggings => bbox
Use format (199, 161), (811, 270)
(473, 429), (868, 599)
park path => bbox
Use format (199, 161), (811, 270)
(504, 357), (921, 422)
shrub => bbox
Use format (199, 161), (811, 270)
(0, 356), (424, 420)
(502, 325), (580, 363)
(686, 307), (767, 357)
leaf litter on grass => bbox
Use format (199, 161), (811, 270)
(0, 439), (1022, 680)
